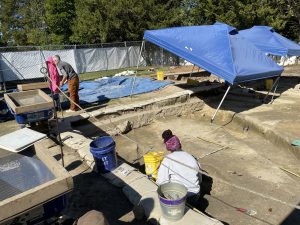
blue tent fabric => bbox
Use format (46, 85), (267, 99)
(144, 25), (283, 85)
(239, 26), (300, 56)
(61, 76), (172, 104)
(214, 21), (237, 33)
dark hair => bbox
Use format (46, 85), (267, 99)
(162, 129), (173, 142)
(53, 55), (61, 61)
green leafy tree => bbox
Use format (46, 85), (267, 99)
(0, 0), (18, 46)
(287, 0), (300, 41)
(70, 0), (113, 44)
(191, 0), (295, 41)
(1, 0), (299, 45)
(109, 0), (163, 41)
(71, 0), (163, 43)
(17, 0), (48, 45)
(45, 0), (75, 44)
(0, 0), (48, 46)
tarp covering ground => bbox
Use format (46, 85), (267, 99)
(62, 76), (172, 104)
(144, 24), (283, 85)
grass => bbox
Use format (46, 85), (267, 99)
(79, 66), (170, 81)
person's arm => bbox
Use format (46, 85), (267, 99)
(60, 75), (67, 87)
(59, 67), (68, 87)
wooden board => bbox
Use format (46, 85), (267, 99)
(4, 89), (53, 114)
(164, 70), (211, 81)
(0, 128), (46, 152)
(164, 70), (206, 77)
(17, 82), (48, 91)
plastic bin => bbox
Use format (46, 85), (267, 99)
(9, 107), (53, 125)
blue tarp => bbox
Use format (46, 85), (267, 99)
(144, 25), (283, 85)
(240, 26), (300, 56)
(62, 76), (172, 104)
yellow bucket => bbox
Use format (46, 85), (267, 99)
(157, 71), (165, 81)
(265, 79), (273, 90)
(143, 151), (164, 180)
(187, 78), (200, 85)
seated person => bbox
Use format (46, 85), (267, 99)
(157, 129), (202, 206)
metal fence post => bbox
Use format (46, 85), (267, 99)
(103, 43), (109, 71)
(125, 41), (131, 68)
(73, 44), (80, 74)
(0, 52), (4, 91)
(161, 47), (164, 67)
(0, 58), (6, 92)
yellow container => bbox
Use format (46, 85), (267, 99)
(265, 79), (273, 90)
(143, 151), (164, 180)
(157, 71), (165, 81)
(187, 78), (200, 86)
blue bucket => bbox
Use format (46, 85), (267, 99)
(90, 136), (117, 173)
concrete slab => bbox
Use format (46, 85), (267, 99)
(60, 132), (94, 169)
(234, 88), (300, 162)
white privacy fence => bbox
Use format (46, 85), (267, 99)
(75, 46), (143, 74)
(0, 42), (146, 83)
(0, 41), (215, 88)
(0, 49), (77, 82)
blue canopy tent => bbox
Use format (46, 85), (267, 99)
(239, 26), (300, 57)
(140, 24), (283, 121)
(239, 26), (300, 102)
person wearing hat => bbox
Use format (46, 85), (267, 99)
(157, 129), (202, 205)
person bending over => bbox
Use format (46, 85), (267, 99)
(53, 55), (80, 113)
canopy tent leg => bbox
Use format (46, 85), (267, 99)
(211, 85), (231, 123)
(262, 56), (286, 103)
(130, 40), (145, 98)
(262, 76), (281, 103)
(270, 77), (281, 103)
(189, 64), (195, 77)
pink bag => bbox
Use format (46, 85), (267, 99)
(46, 56), (60, 93)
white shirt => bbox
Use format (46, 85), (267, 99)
(157, 151), (201, 195)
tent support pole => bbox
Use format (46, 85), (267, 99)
(270, 77), (281, 103)
(263, 76), (281, 103)
(189, 64), (195, 77)
(263, 56), (286, 103)
(211, 85), (231, 123)
(130, 40), (145, 98)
